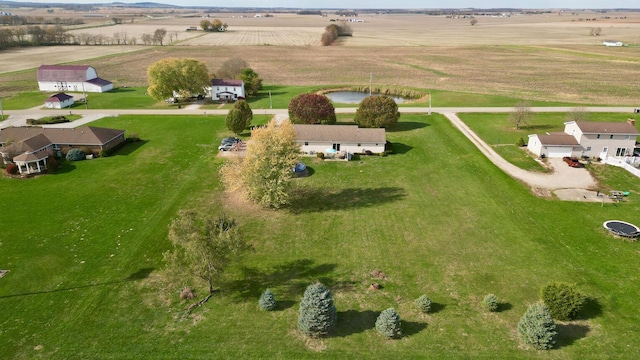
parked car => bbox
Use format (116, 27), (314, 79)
(562, 156), (584, 168)
(218, 137), (242, 151)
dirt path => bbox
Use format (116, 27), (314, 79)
(442, 112), (606, 202)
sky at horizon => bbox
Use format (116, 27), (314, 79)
(7, 0), (640, 9)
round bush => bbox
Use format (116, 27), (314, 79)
(375, 308), (402, 339)
(540, 282), (586, 321)
(414, 294), (432, 313)
(483, 294), (499, 312)
(354, 95), (400, 128)
(288, 93), (336, 125)
(5, 163), (18, 175)
(297, 283), (337, 338)
(259, 288), (277, 311)
(517, 302), (557, 350)
(66, 148), (85, 161)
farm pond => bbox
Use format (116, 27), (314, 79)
(325, 91), (406, 104)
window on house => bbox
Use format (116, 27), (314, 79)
(586, 146), (591, 151)
(596, 134), (601, 139)
(357, 143), (361, 147)
(304, 142), (308, 146)
(626, 135), (631, 140)
(610, 135), (614, 139)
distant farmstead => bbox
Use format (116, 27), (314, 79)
(37, 65), (113, 93)
(44, 92), (74, 109)
(210, 79), (245, 102)
(603, 40), (624, 47)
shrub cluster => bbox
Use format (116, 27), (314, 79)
(321, 23), (351, 45)
(517, 302), (557, 350)
(375, 308), (402, 339)
(297, 283), (337, 338)
(540, 282), (586, 321)
(288, 94), (336, 125)
(483, 294), (499, 312)
(5, 163), (18, 175)
(414, 294), (432, 313)
(259, 289), (277, 311)
(66, 148), (85, 161)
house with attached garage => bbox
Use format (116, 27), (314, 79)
(293, 124), (386, 155)
(527, 120), (638, 159)
(37, 65), (113, 93)
(0, 126), (126, 174)
(210, 79), (245, 102)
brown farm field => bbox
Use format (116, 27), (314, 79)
(2, 12), (640, 104)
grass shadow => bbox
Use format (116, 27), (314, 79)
(276, 300), (296, 311)
(224, 259), (338, 301)
(403, 320), (428, 337)
(52, 162), (77, 174)
(524, 124), (556, 131)
(576, 297), (603, 320)
(126, 267), (154, 281)
(497, 302), (512, 313)
(334, 310), (378, 337)
(429, 302), (446, 314)
(288, 186), (406, 214)
(556, 323), (590, 348)
(387, 121), (430, 132)
(113, 140), (148, 156)
(388, 142), (413, 155)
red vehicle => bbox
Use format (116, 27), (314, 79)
(563, 157), (584, 168)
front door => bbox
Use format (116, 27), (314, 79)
(615, 147), (627, 156)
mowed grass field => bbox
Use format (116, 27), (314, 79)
(2, 114), (640, 358)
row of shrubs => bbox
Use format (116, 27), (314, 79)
(256, 281), (586, 349)
(26, 115), (70, 125)
(349, 86), (424, 100)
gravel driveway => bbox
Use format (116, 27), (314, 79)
(443, 112), (606, 202)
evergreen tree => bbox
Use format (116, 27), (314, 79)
(259, 288), (277, 311)
(517, 302), (557, 350)
(376, 308), (402, 339)
(297, 283), (337, 338)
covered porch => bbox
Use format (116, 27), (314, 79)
(13, 153), (48, 175)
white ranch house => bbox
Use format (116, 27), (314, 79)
(44, 92), (74, 109)
(293, 124), (386, 155)
(37, 65), (113, 93)
(527, 120), (638, 159)
(210, 79), (245, 102)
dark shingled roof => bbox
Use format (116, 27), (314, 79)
(574, 121), (639, 135)
(46, 92), (73, 102)
(86, 77), (112, 87)
(293, 125), (386, 143)
(211, 79), (244, 87)
(535, 133), (580, 146)
(37, 65), (91, 81)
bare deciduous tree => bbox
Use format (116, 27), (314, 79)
(566, 107), (590, 122)
(509, 101), (532, 130)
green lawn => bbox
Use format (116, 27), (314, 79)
(460, 112), (639, 171)
(2, 114), (640, 359)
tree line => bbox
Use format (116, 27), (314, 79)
(0, 14), (85, 26)
(0, 26), (176, 49)
(321, 21), (352, 46)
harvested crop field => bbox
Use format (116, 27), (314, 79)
(2, 12), (640, 104)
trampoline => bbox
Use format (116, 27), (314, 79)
(603, 220), (640, 238)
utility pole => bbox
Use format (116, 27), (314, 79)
(0, 98), (4, 121)
(369, 72), (372, 96)
(269, 91), (272, 109)
(428, 91), (432, 115)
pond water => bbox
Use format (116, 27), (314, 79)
(325, 91), (406, 104)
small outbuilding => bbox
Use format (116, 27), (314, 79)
(44, 92), (74, 109)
